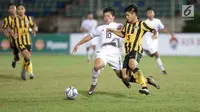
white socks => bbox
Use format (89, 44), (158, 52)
(87, 50), (90, 61)
(92, 50), (96, 61)
(87, 49), (96, 62)
(92, 69), (100, 85)
(156, 57), (165, 71)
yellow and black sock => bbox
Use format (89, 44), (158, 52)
(132, 68), (147, 87)
(26, 61), (33, 74)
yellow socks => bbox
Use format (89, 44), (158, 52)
(133, 70), (147, 87)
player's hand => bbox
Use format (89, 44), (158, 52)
(152, 35), (158, 40)
(32, 31), (36, 37)
(72, 45), (79, 54)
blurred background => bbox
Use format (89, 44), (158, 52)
(0, 0), (200, 56)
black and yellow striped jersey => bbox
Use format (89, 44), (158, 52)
(11, 15), (34, 47)
(121, 21), (154, 54)
(2, 16), (16, 47)
(2, 16), (15, 29)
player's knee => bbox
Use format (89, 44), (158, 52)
(24, 54), (31, 61)
(154, 52), (159, 58)
(129, 63), (137, 71)
(93, 65), (101, 72)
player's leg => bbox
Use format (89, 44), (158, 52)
(19, 45), (32, 80)
(127, 68), (160, 89)
(26, 45), (34, 79)
(149, 39), (167, 74)
(88, 52), (106, 95)
(11, 47), (20, 68)
(113, 69), (131, 88)
(86, 46), (91, 63)
(91, 44), (96, 62)
(127, 51), (150, 95)
(108, 54), (131, 88)
(91, 38), (97, 62)
(86, 41), (92, 64)
(153, 51), (167, 74)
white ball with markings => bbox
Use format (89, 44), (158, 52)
(65, 86), (78, 100)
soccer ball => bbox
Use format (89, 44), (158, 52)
(65, 86), (78, 100)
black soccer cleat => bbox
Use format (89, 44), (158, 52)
(88, 84), (97, 95)
(162, 70), (167, 75)
(122, 79), (131, 89)
(147, 76), (160, 89)
(12, 61), (16, 68)
(139, 87), (150, 95)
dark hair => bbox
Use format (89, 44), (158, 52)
(88, 11), (92, 14)
(17, 4), (25, 8)
(124, 4), (138, 14)
(103, 7), (115, 16)
(146, 7), (154, 12)
(8, 3), (15, 8)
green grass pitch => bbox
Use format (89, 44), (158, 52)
(0, 54), (200, 112)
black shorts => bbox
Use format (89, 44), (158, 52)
(123, 50), (142, 69)
(18, 44), (32, 52)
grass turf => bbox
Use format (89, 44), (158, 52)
(0, 54), (200, 112)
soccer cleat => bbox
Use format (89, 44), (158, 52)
(29, 73), (34, 79)
(122, 80), (131, 88)
(12, 61), (16, 68)
(162, 70), (167, 75)
(21, 68), (26, 80)
(139, 87), (150, 95)
(147, 76), (160, 89)
(88, 84), (97, 95)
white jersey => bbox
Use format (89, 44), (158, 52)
(90, 22), (124, 70)
(143, 18), (164, 38)
(90, 22), (123, 54)
(142, 18), (164, 54)
(81, 19), (98, 46)
(81, 19), (98, 33)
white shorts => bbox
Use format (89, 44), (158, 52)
(142, 37), (158, 54)
(96, 51), (122, 70)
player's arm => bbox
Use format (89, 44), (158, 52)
(107, 23), (126, 38)
(161, 28), (175, 38)
(73, 27), (101, 54)
(29, 16), (38, 37)
(142, 21), (157, 39)
(1, 18), (10, 38)
(158, 19), (175, 39)
(72, 34), (92, 54)
(107, 28), (124, 38)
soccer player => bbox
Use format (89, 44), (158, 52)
(107, 4), (158, 95)
(142, 7), (176, 74)
(80, 12), (98, 64)
(73, 7), (159, 95)
(10, 4), (38, 80)
(1, 3), (20, 68)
